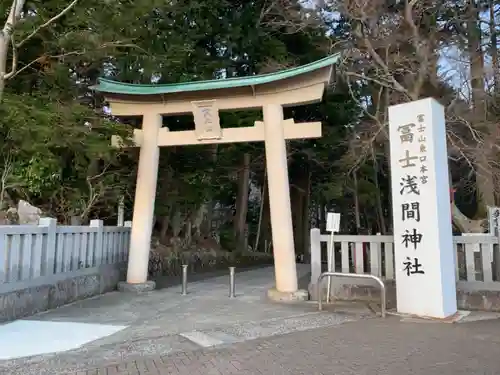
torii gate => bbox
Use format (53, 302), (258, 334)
(92, 54), (339, 301)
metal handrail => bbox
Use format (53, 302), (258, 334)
(317, 272), (386, 318)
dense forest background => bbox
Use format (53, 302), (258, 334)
(0, 0), (498, 259)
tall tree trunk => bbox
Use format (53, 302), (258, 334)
(313, 202), (320, 228)
(0, 0), (79, 101)
(234, 153), (250, 250)
(489, 0), (500, 206)
(291, 159), (310, 257)
(490, 0), (499, 94)
(0, 0), (25, 102)
(373, 162), (387, 234)
(159, 204), (173, 243)
(0, 29), (11, 102)
(434, 1), (487, 233)
(291, 185), (304, 253)
(302, 162), (312, 262)
(468, 0), (495, 222)
(117, 196), (125, 226)
(202, 144), (219, 237)
(254, 168), (266, 251)
(260, 180), (272, 252)
(353, 170), (361, 232)
(369, 87), (393, 233)
(318, 200), (325, 231)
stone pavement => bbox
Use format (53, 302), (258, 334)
(2, 265), (500, 375)
(1, 265), (367, 375)
(72, 317), (500, 375)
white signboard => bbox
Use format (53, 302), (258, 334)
(388, 98), (457, 319)
(326, 212), (341, 233)
(488, 206), (500, 237)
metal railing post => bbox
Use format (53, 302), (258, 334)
(317, 272), (386, 318)
(229, 266), (236, 298)
(181, 264), (188, 295)
(326, 232), (335, 304)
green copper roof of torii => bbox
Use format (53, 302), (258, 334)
(92, 54), (340, 96)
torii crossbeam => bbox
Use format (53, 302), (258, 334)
(112, 119), (321, 147)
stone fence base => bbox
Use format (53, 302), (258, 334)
(0, 263), (126, 323)
(309, 277), (500, 312)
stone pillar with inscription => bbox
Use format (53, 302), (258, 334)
(388, 98), (457, 319)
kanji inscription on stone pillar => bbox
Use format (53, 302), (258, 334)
(192, 99), (222, 140)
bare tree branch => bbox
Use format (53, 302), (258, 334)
(17, 0), (80, 49)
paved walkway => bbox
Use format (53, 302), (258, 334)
(11, 317), (500, 375)
(73, 318), (500, 375)
(2, 265), (500, 375)
(1, 265), (366, 375)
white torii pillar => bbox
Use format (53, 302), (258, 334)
(117, 113), (161, 292)
(264, 104), (306, 300)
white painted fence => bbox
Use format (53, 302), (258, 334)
(0, 219), (131, 284)
(309, 228), (500, 288)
